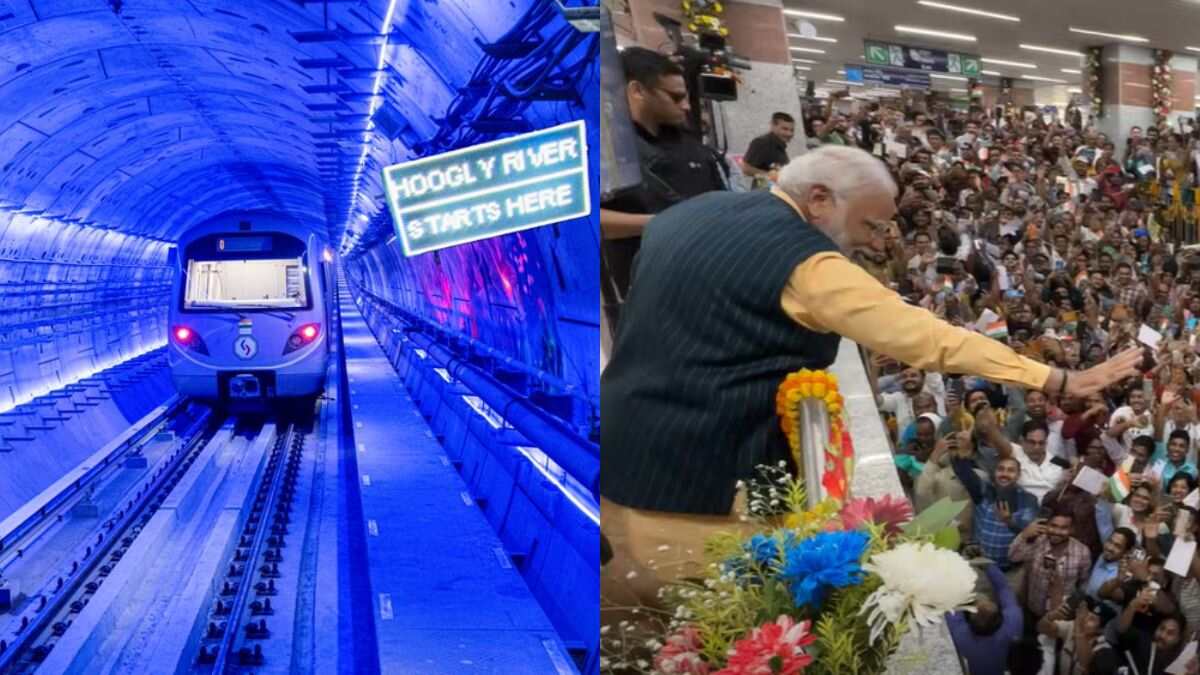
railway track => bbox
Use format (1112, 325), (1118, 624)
(0, 411), (221, 673)
(195, 422), (308, 672)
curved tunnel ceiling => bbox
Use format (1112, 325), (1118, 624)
(0, 0), (532, 245)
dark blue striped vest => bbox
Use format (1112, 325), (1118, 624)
(601, 190), (841, 514)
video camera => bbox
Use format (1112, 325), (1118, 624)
(654, 12), (741, 108)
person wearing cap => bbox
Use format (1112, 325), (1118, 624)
(895, 411), (942, 494)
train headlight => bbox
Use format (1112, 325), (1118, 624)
(284, 323), (321, 354)
(172, 325), (209, 355)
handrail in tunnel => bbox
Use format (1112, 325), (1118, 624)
(399, 325), (600, 496)
(355, 287), (598, 428)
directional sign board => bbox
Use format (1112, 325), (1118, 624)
(845, 65), (931, 90)
(864, 40), (980, 77)
(383, 120), (590, 257)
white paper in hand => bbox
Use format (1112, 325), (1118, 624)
(1071, 466), (1107, 495)
(1186, 489), (1200, 509)
(1138, 324), (1163, 350)
(1165, 538), (1198, 578)
(886, 141), (908, 159)
(1166, 639), (1197, 674)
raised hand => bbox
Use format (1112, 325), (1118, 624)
(1062, 347), (1145, 398)
(996, 500), (1013, 525)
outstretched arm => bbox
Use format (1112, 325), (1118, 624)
(782, 252), (1143, 397)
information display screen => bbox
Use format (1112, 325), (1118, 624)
(217, 236), (272, 253)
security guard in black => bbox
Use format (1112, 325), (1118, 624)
(600, 47), (727, 327)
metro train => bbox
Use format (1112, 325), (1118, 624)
(167, 213), (335, 403)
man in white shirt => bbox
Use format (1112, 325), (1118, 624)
(878, 367), (943, 434)
(1107, 387), (1155, 456)
(977, 411), (1063, 501)
(1161, 397), (1200, 466)
(1006, 389), (1064, 460)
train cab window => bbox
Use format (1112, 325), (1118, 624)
(185, 258), (308, 309)
(181, 233), (312, 311)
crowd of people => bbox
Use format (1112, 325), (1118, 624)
(849, 101), (1200, 674)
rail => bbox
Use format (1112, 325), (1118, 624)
(0, 396), (190, 559)
(208, 425), (299, 673)
(0, 412), (219, 671)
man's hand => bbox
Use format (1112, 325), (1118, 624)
(1134, 586), (1156, 612)
(1130, 557), (1151, 582)
(1059, 347), (1145, 398)
(1021, 518), (1047, 540)
(996, 500), (1013, 525)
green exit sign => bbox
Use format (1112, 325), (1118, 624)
(864, 40), (981, 78)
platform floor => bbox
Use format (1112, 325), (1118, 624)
(338, 290), (571, 674)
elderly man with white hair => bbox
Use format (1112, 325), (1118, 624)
(600, 145), (1143, 609)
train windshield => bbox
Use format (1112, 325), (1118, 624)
(184, 258), (308, 309)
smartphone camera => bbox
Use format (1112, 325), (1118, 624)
(1140, 345), (1157, 373)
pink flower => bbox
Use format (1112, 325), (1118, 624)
(839, 495), (913, 538)
(655, 625), (710, 675)
(716, 615), (815, 675)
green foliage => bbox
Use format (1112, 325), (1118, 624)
(931, 524), (962, 551)
(901, 497), (966, 538)
(807, 576), (907, 675)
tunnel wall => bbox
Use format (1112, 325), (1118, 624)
(343, 0), (601, 427)
(0, 214), (170, 411)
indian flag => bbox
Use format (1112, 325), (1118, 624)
(984, 319), (1008, 340)
(1109, 457), (1134, 502)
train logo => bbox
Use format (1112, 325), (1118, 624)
(234, 335), (258, 359)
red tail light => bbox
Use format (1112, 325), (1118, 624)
(284, 323), (321, 354)
(172, 326), (209, 355)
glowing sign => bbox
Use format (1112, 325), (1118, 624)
(383, 120), (590, 257)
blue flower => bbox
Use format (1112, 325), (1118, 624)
(779, 530), (869, 608)
(744, 533), (780, 566)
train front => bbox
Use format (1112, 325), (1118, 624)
(168, 230), (329, 403)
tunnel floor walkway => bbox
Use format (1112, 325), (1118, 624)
(337, 288), (570, 674)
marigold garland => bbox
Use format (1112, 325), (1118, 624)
(1086, 48), (1103, 119)
(775, 369), (854, 505)
(1153, 49), (1173, 130)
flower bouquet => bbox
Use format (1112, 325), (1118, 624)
(603, 370), (977, 675)
(643, 468), (976, 675)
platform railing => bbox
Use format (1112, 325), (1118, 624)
(828, 338), (964, 675)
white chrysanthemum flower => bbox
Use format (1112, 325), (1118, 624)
(860, 542), (976, 644)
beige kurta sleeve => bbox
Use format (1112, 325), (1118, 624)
(782, 251), (1052, 390)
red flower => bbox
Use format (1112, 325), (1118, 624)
(716, 616), (815, 675)
(655, 625), (710, 675)
(839, 495), (913, 538)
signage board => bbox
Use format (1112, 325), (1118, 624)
(383, 120), (590, 257)
(846, 65), (931, 90)
(864, 40), (980, 77)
